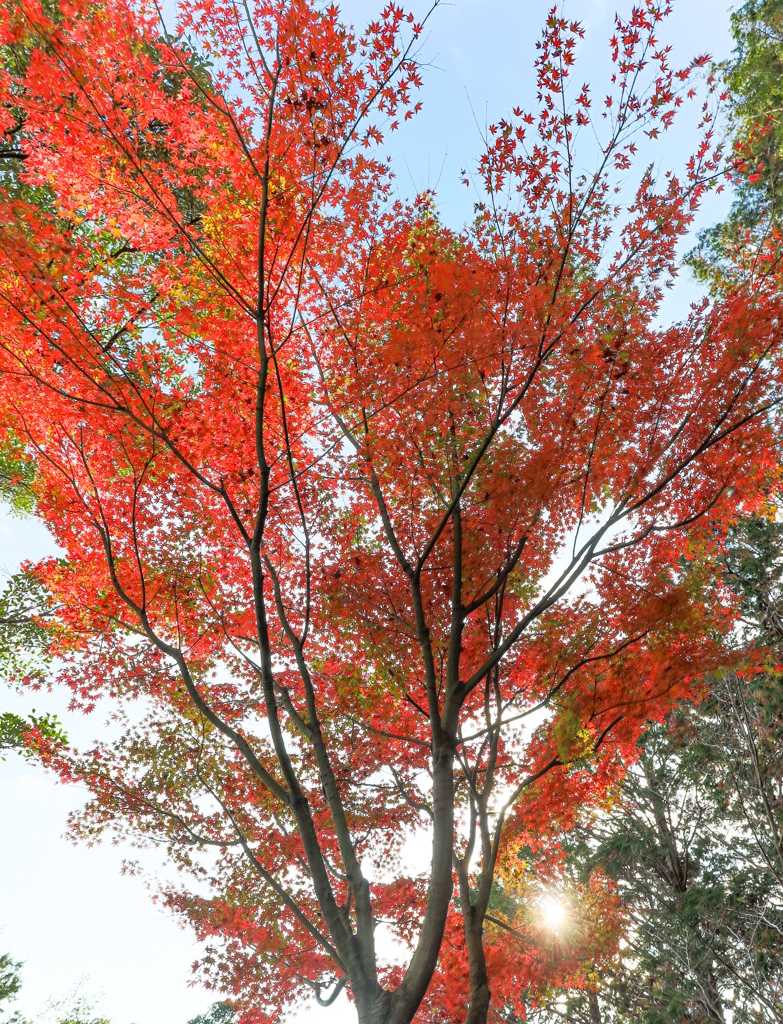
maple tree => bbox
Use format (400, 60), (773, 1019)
(1, 0), (783, 1022)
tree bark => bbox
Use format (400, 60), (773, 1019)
(588, 989), (602, 1024)
(461, 892), (492, 1024)
(355, 986), (394, 1024)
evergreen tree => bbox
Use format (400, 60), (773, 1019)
(187, 1003), (236, 1024)
(522, 517), (783, 1024)
(0, 571), (64, 760)
(688, 0), (783, 284)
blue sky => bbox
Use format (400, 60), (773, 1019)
(0, 1), (738, 1021)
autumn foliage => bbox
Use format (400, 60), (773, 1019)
(0, 0), (782, 1022)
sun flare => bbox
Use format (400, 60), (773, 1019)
(540, 897), (568, 931)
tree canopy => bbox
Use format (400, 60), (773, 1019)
(0, 1), (781, 1022)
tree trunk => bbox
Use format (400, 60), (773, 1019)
(354, 986), (394, 1024)
(698, 965), (726, 1024)
(589, 988), (602, 1024)
(464, 981), (491, 1024)
(463, 914), (492, 1024)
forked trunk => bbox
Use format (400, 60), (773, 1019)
(354, 986), (394, 1024)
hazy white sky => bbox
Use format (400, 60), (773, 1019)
(1, 0), (738, 1021)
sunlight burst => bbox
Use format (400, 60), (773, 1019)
(540, 897), (568, 932)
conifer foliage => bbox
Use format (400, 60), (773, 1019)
(523, 518), (783, 1024)
(0, 1), (782, 1022)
